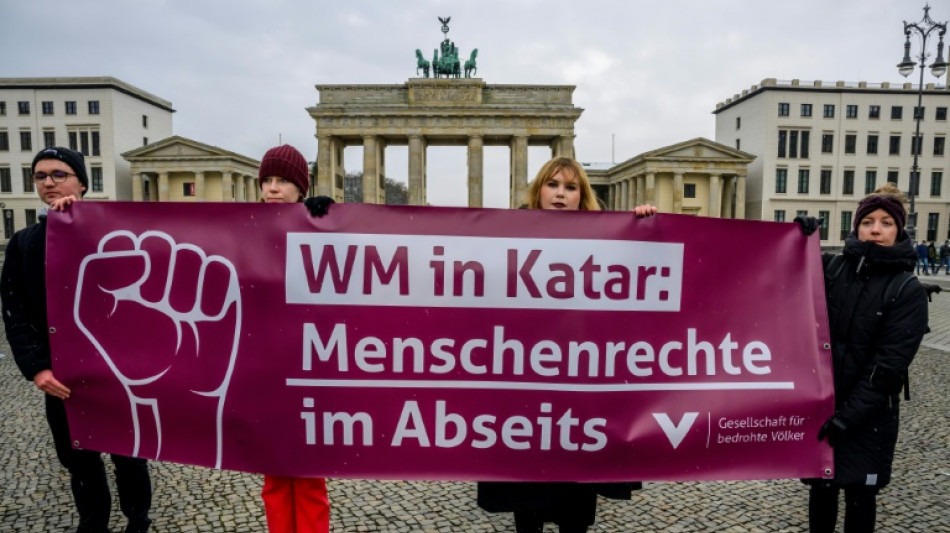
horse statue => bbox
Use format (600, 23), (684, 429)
(464, 49), (478, 78)
(415, 49), (430, 78)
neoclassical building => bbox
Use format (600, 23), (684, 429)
(588, 138), (754, 217)
(123, 136), (260, 202)
(308, 78), (581, 207)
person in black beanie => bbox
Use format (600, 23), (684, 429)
(1, 147), (153, 532)
(798, 183), (928, 533)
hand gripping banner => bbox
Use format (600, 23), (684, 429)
(46, 202), (834, 481)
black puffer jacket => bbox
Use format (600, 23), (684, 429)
(0, 218), (50, 381)
(822, 235), (928, 487)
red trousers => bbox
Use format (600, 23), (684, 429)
(262, 475), (330, 533)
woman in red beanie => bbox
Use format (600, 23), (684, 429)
(257, 144), (330, 533)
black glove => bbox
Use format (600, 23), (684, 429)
(817, 415), (847, 447)
(793, 215), (822, 236)
(304, 196), (335, 217)
(921, 283), (942, 302)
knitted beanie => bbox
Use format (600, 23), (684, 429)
(31, 147), (89, 195)
(258, 145), (310, 195)
(853, 194), (907, 238)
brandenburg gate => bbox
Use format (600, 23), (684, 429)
(307, 78), (582, 207)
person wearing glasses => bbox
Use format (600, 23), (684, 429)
(1, 147), (153, 533)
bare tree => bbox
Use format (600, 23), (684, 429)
(341, 171), (409, 205)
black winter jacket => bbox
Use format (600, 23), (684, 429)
(822, 235), (928, 487)
(0, 217), (50, 381)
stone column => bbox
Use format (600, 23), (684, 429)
(408, 135), (427, 206)
(158, 171), (169, 202)
(552, 135), (576, 159)
(708, 173), (722, 217)
(363, 135), (380, 204)
(609, 183), (617, 210)
(722, 176), (736, 219)
(645, 172), (656, 204)
(194, 171), (206, 201)
(317, 135), (344, 201)
(249, 175), (259, 202)
(620, 179), (629, 211)
(378, 141), (387, 204)
(735, 174), (747, 219)
(467, 135), (484, 208)
(510, 135), (529, 207)
(672, 172), (684, 214)
(222, 172), (233, 202)
(133, 172), (145, 201)
(636, 176), (645, 206)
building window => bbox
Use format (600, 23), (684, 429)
(796, 210), (809, 219)
(937, 107), (948, 121)
(778, 103), (790, 116)
(823, 104), (835, 118)
(735, 138), (741, 150)
(143, 115), (149, 128)
(3, 210), (13, 240)
(801, 104), (812, 117)
(867, 134), (879, 154)
(840, 211), (853, 240)
(91, 131), (100, 157)
(891, 106), (903, 119)
(19, 131), (31, 151)
(818, 211), (830, 240)
(887, 170), (899, 186)
(41, 101), (54, 115)
(843, 170), (855, 195)
(183, 182), (196, 197)
(911, 135), (923, 156)
(0, 167), (10, 192)
(865, 171), (877, 194)
(869, 105), (880, 119)
(845, 134), (856, 154)
(778, 131), (787, 157)
(775, 168), (788, 193)
(17, 101), (30, 115)
(0, 131), (7, 151)
(889, 135), (900, 155)
(143, 137), (149, 146)
(68, 131), (77, 151)
(91, 167), (103, 192)
(68, 127), (100, 156)
(820, 169), (832, 194)
(88, 101), (100, 114)
(22, 167), (34, 193)
(80, 131), (89, 155)
(65, 101), (77, 115)
(934, 136), (945, 156)
(821, 134), (834, 153)
(790, 131), (799, 158)
(774, 210), (786, 222)
(802, 130), (811, 158)
(931, 171), (943, 197)
(684, 184), (696, 198)
(928, 213), (939, 242)
(0, 101), (5, 115)
(25, 209), (37, 227)
(43, 130), (55, 148)
(914, 106), (925, 120)
(846, 105), (858, 118)
(798, 169), (810, 194)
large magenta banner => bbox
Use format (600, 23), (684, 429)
(46, 202), (834, 482)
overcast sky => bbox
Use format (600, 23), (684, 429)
(0, 0), (938, 207)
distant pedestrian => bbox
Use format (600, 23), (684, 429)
(927, 241), (937, 273)
(0, 147), (153, 533)
(938, 240), (950, 275)
(798, 183), (929, 533)
(915, 240), (930, 274)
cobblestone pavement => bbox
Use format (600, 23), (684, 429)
(1, 277), (948, 532)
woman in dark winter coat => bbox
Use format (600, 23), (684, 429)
(476, 157), (654, 533)
(805, 184), (929, 533)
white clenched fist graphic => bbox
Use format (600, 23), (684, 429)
(75, 230), (241, 469)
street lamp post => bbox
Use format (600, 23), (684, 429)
(897, 4), (948, 242)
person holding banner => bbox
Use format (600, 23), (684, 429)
(477, 156), (655, 533)
(798, 183), (928, 533)
(257, 144), (332, 533)
(1, 147), (153, 533)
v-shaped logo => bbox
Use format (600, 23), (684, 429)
(652, 412), (699, 449)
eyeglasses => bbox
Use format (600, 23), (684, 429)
(32, 170), (75, 183)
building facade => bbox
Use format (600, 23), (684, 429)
(123, 136), (260, 203)
(714, 78), (950, 246)
(0, 76), (174, 240)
